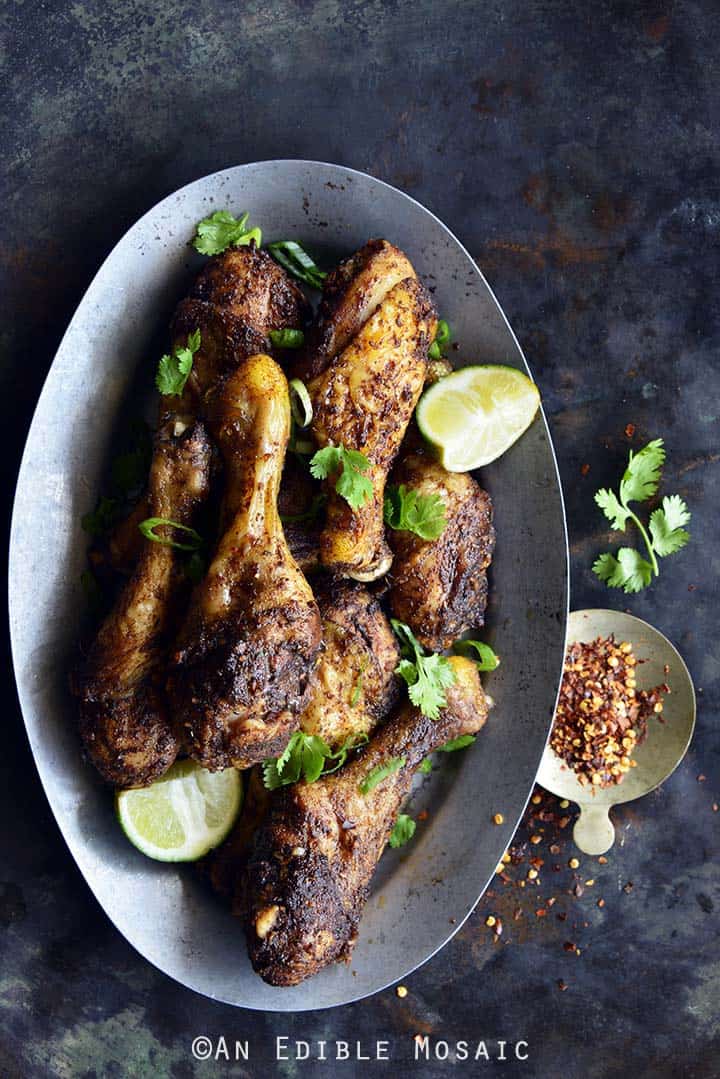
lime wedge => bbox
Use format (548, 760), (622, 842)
(115, 759), (242, 862)
(416, 364), (540, 471)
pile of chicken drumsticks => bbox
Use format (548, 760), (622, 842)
(71, 238), (495, 986)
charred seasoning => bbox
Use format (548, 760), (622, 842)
(551, 636), (668, 789)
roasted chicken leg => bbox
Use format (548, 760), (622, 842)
(387, 451), (496, 651)
(169, 354), (323, 770)
(71, 420), (212, 787)
(308, 276), (436, 580)
(241, 655), (489, 986)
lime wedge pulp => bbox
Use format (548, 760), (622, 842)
(416, 364), (541, 472)
(115, 759), (242, 862)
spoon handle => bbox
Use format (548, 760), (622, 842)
(573, 804), (615, 855)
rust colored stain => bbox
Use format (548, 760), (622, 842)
(480, 237), (609, 270)
(646, 14), (670, 42)
(471, 76), (534, 114)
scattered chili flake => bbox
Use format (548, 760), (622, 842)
(597, 898), (605, 908)
(551, 635), (669, 789)
(563, 941), (577, 953)
(536, 908), (547, 918)
(697, 775), (706, 783)
(417, 809), (429, 821)
(558, 979), (568, 991)
(625, 423), (636, 438)
(580, 463), (590, 476)
(598, 856), (608, 865)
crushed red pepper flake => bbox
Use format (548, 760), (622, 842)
(551, 636), (669, 789)
(625, 423), (636, 438)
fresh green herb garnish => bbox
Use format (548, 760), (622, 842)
(593, 439), (691, 593)
(79, 569), (104, 616)
(439, 734), (476, 752)
(389, 814), (416, 848)
(193, 211), (261, 255)
(419, 757), (433, 775)
(428, 318), (451, 360)
(358, 756), (406, 795)
(111, 421), (152, 495)
(267, 241), (327, 289)
(138, 517), (203, 552)
(452, 639), (500, 671)
(280, 493), (326, 526)
(309, 444), (373, 511)
(263, 730), (368, 790)
(270, 328), (305, 350)
(391, 619), (456, 720)
(384, 484), (447, 540)
(349, 658), (369, 708)
(288, 377), (313, 428)
(185, 550), (206, 584)
(155, 329), (202, 397)
(81, 495), (118, 537)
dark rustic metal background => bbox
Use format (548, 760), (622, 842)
(1, 2), (718, 1076)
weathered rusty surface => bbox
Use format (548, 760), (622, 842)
(2, 1), (718, 1076)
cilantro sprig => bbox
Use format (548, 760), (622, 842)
(358, 756), (406, 795)
(310, 444), (373, 511)
(389, 814), (416, 848)
(263, 730), (368, 790)
(391, 620), (456, 720)
(193, 211), (262, 256)
(155, 330), (201, 397)
(384, 484), (447, 540)
(593, 439), (691, 593)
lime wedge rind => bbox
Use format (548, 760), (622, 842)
(116, 760), (242, 863)
(416, 364), (540, 472)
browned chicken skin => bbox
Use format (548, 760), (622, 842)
(206, 578), (399, 905)
(387, 451), (496, 651)
(308, 275), (436, 580)
(300, 579), (400, 749)
(294, 239), (416, 383)
(169, 354), (323, 771)
(71, 421), (212, 786)
(241, 656), (489, 986)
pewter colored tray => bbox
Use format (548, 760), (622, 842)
(9, 161), (568, 1010)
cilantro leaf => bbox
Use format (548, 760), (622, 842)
(439, 734), (477, 752)
(193, 210), (261, 255)
(619, 438), (666, 504)
(309, 444), (373, 511)
(384, 484), (447, 540)
(389, 814), (416, 848)
(391, 619), (456, 720)
(263, 730), (368, 789)
(155, 330), (202, 396)
(359, 757), (406, 795)
(649, 494), (691, 557)
(453, 639), (499, 671)
(81, 495), (118, 537)
(593, 547), (654, 593)
(594, 488), (631, 531)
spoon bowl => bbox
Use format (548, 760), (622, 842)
(538, 609), (696, 855)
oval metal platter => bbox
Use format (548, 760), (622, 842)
(9, 161), (568, 1010)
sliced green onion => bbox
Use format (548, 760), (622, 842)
(138, 517), (203, 552)
(237, 226), (262, 247)
(267, 241), (327, 289)
(428, 318), (451, 360)
(289, 378), (313, 428)
(270, 328), (305, 350)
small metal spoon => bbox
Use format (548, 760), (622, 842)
(537, 609), (696, 855)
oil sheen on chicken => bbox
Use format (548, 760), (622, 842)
(168, 354), (322, 771)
